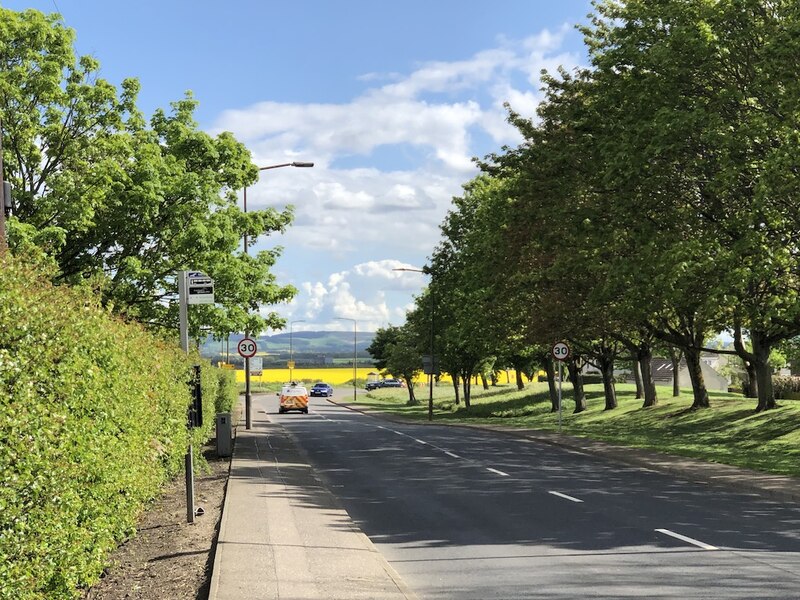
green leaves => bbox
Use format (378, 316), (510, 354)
(0, 256), (219, 598)
(0, 7), (295, 340)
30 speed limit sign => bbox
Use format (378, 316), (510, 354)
(551, 341), (570, 361)
(237, 338), (257, 358)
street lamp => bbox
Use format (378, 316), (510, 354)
(289, 319), (305, 382)
(242, 160), (314, 429)
(336, 317), (357, 403)
(393, 266), (435, 421)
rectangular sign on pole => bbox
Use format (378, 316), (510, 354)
(422, 354), (438, 375)
(250, 356), (263, 375)
(187, 271), (214, 305)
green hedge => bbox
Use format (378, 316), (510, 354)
(773, 376), (800, 400)
(0, 257), (217, 599)
(214, 368), (238, 414)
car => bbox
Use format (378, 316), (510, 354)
(382, 378), (404, 388)
(310, 382), (334, 397)
(277, 383), (309, 414)
(365, 378), (405, 391)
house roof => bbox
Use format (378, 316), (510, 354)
(650, 358), (676, 383)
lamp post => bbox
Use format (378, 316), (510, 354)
(336, 317), (357, 403)
(242, 161), (314, 429)
(289, 319), (305, 382)
(393, 266), (434, 421)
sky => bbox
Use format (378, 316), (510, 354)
(4, 0), (593, 334)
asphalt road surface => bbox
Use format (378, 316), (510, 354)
(269, 390), (800, 599)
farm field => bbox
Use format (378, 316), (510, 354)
(231, 367), (528, 386)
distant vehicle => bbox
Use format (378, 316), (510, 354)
(382, 378), (404, 388)
(278, 383), (309, 414)
(310, 382), (334, 397)
(365, 378), (405, 391)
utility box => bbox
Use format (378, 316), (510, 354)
(215, 412), (232, 457)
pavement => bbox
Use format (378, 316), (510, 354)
(209, 394), (800, 600)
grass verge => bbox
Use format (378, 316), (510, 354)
(357, 383), (800, 477)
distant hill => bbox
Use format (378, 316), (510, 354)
(201, 330), (375, 359)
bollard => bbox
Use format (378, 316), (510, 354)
(216, 412), (232, 457)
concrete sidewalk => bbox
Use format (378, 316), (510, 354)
(208, 394), (415, 600)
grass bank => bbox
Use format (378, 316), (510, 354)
(357, 382), (800, 478)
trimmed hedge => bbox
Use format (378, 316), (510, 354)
(214, 368), (238, 414)
(0, 257), (217, 599)
(773, 376), (800, 400)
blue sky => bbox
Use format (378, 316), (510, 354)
(4, 0), (593, 333)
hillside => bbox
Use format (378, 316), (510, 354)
(201, 330), (376, 360)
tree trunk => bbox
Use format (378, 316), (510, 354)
(490, 372), (497, 387)
(405, 378), (418, 405)
(567, 356), (586, 413)
(669, 347), (682, 397)
(515, 368), (524, 391)
(743, 360), (758, 398)
(638, 343), (658, 408)
(545, 356), (559, 412)
(751, 330), (777, 412)
(599, 354), (617, 410)
(451, 373), (460, 406)
(462, 371), (472, 409)
(734, 326), (776, 411)
(683, 346), (710, 409)
(480, 373), (489, 390)
(632, 358), (644, 399)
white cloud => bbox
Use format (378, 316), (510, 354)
(212, 28), (582, 332)
(376, 48), (517, 99)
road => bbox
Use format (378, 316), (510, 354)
(269, 389), (800, 599)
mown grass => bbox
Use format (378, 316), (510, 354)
(359, 383), (800, 477)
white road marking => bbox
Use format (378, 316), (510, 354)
(414, 439), (428, 445)
(444, 451), (461, 459)
(655, 529), (718, 550)
(486, 468), (510, 477)
(548, 491), (584, 503)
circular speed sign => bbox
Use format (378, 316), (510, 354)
(237, 338), (257, 358)
(551, 341), (571, 362)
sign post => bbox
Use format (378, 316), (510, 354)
(237, 337), (257, 359)
(238, 337), (257, 429)
(178, 270), (214, 524)
(187, 272), (214, 304)
(551, 341), (571, 433)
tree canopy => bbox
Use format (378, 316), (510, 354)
(0, 7), (296, 339)
(393, 0), (800, 414)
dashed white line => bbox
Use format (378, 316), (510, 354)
(548, 491), (584, 503)
(655, 529), (718, 550)
(414, 439), (428, 445)
(486, 467), (510, 477)
(444, 451), (461, 459)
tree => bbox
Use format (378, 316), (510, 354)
(366, 326), (402, 372)
(0, 7), (296, 339)
(581, 0), (800, 411)
(384, 332), (422, 406)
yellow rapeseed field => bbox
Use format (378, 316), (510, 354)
(232, 367), (529, 386)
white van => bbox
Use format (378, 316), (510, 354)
(278, 383), (309, 414)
